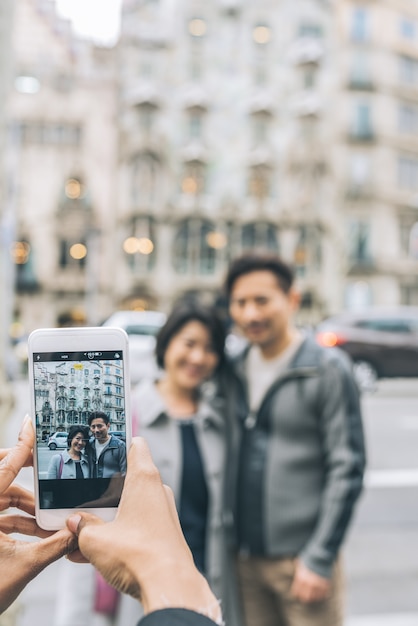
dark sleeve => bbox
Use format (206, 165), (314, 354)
(300, 348), (366, 578)
(119, 440), (127, 475)
(138, 608), (218, 626)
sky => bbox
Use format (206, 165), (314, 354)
(55, 0), (123, 45)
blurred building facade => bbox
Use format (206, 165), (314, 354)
(0, 0), (16, 436)
(338, 0), (418, 310)
(8, 0), (118, 335)
(5, 0), (418, 340)
(115, 0), (418, 317)
(115, 0), (340, 319)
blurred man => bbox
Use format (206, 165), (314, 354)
(224, 252), (366, 626)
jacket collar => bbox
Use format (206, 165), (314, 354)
(134, 378), (224, 430)
(62, 450), (89, 464)
(232, 334), (322, 378)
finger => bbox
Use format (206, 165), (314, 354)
(66, 511), (104, 536)
(29, 528), (79, 568)
(164, 485), (184, 535)
(0, 416), (34, 492)
(66, 549), (90, 564)
(66, 512), (110, 566)
(0, 484), (36, 515)
(118, 437), (164, 511)
(0, 514), (52, 538)
(0, 450), (33, 467)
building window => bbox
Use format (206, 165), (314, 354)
(399, 55), (418, 85)
(137, 102), (157, 133)
(181, 160), (206, 195)
(351, 102), (373, 139)
(187, 109), (204, 140)
(399, 103), (418, 134)
(173, 219), (220, 275)
(350, 51), (372, 88)
(12, 238), (39, 292)
(345, 281), (372, 311)
(293, 225), (322, 278)
(251, 112), (270, 146)
(138, 49), (156, 78)
(400, 18), (416, 40)
(131, 152), (159, 205)
(348, 220), (371, 264)
(400, 217), (418, 257)
(189, 54), (203, 81)
(298, 22), (323, 38)
(17, 121), (82, 146)
(59, 239), (87, 269)
(351, 7), (369, 42)
(349, 152), (370, 191)
(248, 165), (272, 198)
(302, 66), (317, 89)
(401, 280), (418, 305)
(123, 216), (156, 272)
(398, 155), (418, 190)
(241, 223), (278, 252)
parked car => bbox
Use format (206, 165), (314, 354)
(315, 307), (418, 391)
(102, 310), (167, 384)
(109, 430), (126, 442)
(48, 431), (68, 450)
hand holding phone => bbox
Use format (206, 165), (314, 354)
(0, 416), (78, 613)
(67, 438), (222, 623)
(28, 327), (131, 530)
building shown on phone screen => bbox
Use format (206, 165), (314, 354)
(33, 358), (125, 441)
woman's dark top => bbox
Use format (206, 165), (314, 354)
(74, 460), (84, 479)
(178, 420), (209, 574)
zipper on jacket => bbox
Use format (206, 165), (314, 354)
(244, 411), (257, 429)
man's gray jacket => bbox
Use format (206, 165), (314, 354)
(89, 434), (127, 478)
(227, 335), (366, 579)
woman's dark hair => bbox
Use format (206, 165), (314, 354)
(224, 252), (295, 297)
(155, 301), (226, 370)
(67, 425), (89, 450)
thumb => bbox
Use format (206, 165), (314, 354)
(66, 512), (108, 564)
(66, 511), (104, 536)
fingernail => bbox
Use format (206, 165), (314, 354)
(67, 514), (82, 533)
(19, 414), (32, 436)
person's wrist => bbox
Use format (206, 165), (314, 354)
(136, 560), (222, 622)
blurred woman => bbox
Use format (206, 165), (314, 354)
(47, 425), (90, 479)
(117, 301), (240, 626)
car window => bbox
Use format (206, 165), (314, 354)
(125, 324), (161, 337)
(355, 319), (413, 333)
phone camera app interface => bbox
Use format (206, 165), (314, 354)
(33, 350), (127, 509)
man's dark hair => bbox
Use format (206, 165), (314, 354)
(224, 252), (295, 297)
(67, 425), (89, 449)
(88, 411), (110, 426)
(155, 301), (226, 370)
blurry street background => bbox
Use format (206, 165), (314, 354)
(2, 0), (418, 624)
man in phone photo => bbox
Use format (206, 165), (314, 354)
(88, 411), (127, 478)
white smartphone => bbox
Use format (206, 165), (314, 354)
(28, 326), (131, 530)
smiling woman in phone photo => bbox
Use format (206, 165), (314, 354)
(47, 425), (91, 479)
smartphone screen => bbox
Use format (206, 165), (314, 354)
(32, 348), (128, 510)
